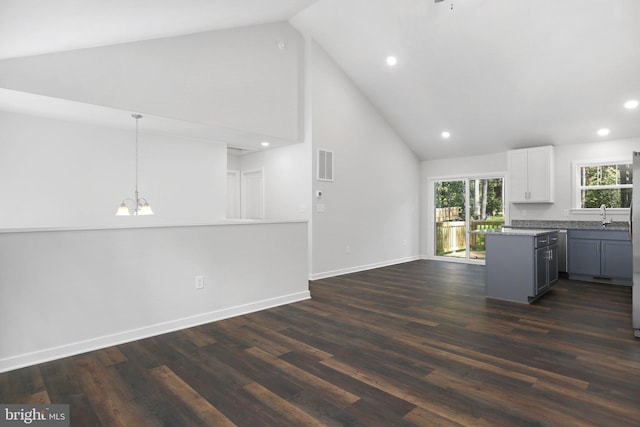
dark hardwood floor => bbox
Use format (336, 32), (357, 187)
(2, 260), (639, 426)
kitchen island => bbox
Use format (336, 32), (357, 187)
(480, 228), (559, 304)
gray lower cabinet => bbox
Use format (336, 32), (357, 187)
(486, 231), (559, 304)
(536, 243), (558, 295)
(569, 238), (601, 276)
(601, 240), (633, 278)
(568, 229), (632, 285)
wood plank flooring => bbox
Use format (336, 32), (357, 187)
(1, 260), (639, 426)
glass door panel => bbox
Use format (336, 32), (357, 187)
(435, 180), (467, 258)
(469, 178), (505, 260)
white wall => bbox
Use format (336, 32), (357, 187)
(0, 111), (227, 228)
(0, 222), (309, 372)
(0, 22), (304, 142)
(237, 143), (311, 221)
(309, 41), (421, 279)
(227, 152), (241, 171)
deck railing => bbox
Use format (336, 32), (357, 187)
(469, 220), (504, 250)
(436, 220), (504, 254)
(436, 221), (467, 254)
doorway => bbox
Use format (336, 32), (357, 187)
(434, 176), (505, 261)
(241, 169), (265, 220)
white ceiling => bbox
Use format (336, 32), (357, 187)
(292, 0), (640, 159)
(1, 0), (639, 160)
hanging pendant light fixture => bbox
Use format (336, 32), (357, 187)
(116, 113), (154, 216)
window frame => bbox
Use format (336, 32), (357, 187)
(572, 159), (632, 212)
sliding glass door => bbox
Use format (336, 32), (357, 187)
(435, 176), (505, 261)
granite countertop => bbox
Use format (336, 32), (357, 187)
(510, 220), (629, 231)
(470, 228), (558, 237)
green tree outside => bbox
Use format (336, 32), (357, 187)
(581, 164), (632, 208)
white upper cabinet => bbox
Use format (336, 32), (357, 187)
(508, 145), (554, 203)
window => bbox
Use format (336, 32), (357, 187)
(575, 161), (632, 209)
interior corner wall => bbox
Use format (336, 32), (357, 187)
(0, 111), (227, 228)
(309, 41), (421, 279)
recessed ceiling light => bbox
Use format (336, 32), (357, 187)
(597, 128), (610, 137)
(261, 141), (270, 147)
(441, 131), (451, 139)
(386, 56), (397, 66)
(624, 99), (639, 109)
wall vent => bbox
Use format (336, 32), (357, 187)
(317, 149), (334, 181)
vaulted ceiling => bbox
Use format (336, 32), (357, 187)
(1, 0), (639, 160)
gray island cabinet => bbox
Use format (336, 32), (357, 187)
(484, 229), (559, 304)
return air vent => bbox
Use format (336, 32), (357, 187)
(317, 149), (334, 181)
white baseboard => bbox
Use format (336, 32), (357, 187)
(309, 256), (420, 280)
(0, 291), (311, 374)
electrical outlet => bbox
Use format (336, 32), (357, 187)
(346, 245), (351, 254)
(195, 276), (204, 289)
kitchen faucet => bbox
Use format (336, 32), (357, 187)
(601, 204), (612, 227)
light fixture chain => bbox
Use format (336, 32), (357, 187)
(117, 113), (152, 216)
